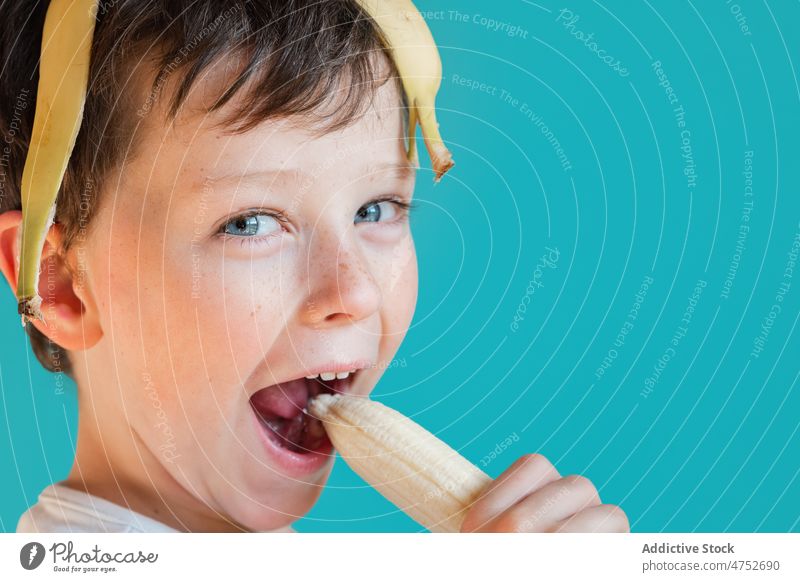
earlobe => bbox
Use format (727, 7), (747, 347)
(0, 209), (102, 350)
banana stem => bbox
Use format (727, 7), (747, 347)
(415, 97), (454, 182)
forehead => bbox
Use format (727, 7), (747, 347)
(119, 57), (415, 203)
(133, 55), (408, 176)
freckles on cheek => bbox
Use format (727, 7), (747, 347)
(91, 230), (143, 325)
(188, 257), (289, 371)
(381, 238), (419, 333)
(386, 237), (417, 296)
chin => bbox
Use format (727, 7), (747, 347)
(226, 477), (329, 532)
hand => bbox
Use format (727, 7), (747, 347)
(460, 454), (629, 533)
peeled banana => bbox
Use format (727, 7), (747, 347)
(16, 0), (98, 324)
(310, 393), (491, 532)
(356, 0), (455, 181)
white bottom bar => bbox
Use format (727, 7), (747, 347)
(2, 533), (798, 581)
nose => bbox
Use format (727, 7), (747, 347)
(299, 230), (382, 328)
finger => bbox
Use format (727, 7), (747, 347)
(550, 504), (630, 533)
(486, 474), (602, 533)
(461, 454), (561, 532)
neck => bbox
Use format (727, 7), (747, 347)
(62, 378), (247, 533)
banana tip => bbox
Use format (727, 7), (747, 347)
(309, 392), (341, 419)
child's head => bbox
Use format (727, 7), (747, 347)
(0, 1), (418, 531)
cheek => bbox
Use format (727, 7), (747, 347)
(88, 207), (281, 402)
(176, 242), (293, 381)
(376, 233), (418, 338)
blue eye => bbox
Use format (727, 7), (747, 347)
(221, 214), (282, 237)
(354, 200), (400, 224)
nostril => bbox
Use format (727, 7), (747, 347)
(323, 312), (354, 324)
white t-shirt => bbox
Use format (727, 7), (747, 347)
(16, 483), (295, 533)
(16, 483), (179, 533)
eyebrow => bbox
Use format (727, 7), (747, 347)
(369, 161), (417, 181)
(203, 161), (416, 188)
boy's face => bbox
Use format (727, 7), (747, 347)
(77, 71), (418, 531)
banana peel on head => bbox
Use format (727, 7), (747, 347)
(16, 0), (99, 325)
(356, 0), (455, 181)
(16, 0), (452, 324)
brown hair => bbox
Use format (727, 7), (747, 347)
(0, 0), (405, 377)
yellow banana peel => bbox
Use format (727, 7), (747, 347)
(356, 0), (455, 181)
(16, 0), (99, 325)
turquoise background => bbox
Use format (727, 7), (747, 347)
(2, 1), (798, 532)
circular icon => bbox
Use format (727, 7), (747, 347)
(19, 542), (46, 570)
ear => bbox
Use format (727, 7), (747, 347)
(0, 210), (103, 351)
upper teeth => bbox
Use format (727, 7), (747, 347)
(305, 370), (355, 381)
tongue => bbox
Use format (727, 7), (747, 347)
(250, 379), (329, 453)
(250, 379), (309, 419)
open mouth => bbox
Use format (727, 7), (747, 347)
(249, 369), (359, 454)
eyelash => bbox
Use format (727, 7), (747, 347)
(365, 195), (416, 221)
(216, 195), (416, 248)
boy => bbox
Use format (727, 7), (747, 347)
(0, 0), (628, 533)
